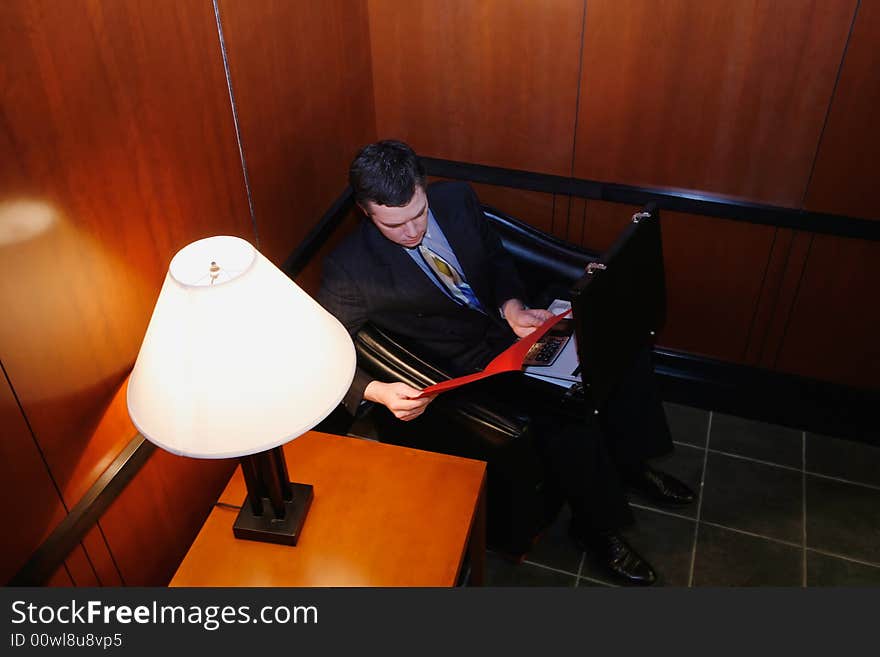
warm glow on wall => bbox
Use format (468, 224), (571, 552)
(0, 200), (58, 246)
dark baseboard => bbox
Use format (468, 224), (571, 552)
(654, 348), (879, 447)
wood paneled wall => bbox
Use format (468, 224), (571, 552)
(1, 0), (374, 585)
(217, 0), (376, 274)
(775, 236), (880, 389)
(574, 0), (855, 206)
(0, 372), (67, 584)
(369, 0), (583, 176)
(368, 0), (878, 390)
(805, 0), (880, 220)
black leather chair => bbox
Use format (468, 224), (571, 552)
(335, 205), (610, 556)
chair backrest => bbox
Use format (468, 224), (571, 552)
(569, 206), (666, 409)
(481, 206), (599, 304)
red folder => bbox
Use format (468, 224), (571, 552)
(415, 309), (572, 398)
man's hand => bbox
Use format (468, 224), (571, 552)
(364, 381), (436, 421)
(502, 298), (553, 338)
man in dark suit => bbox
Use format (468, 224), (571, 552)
(319, 140), (695, 585)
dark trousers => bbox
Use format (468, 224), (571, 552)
(459, 346), (673, 532)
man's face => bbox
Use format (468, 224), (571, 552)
(363, 185), (428, 248)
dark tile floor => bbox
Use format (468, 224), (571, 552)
(479, 403), (880, 587)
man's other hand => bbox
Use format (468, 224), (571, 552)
(364, 381), (436, 421)
(502, 299), (553, 338)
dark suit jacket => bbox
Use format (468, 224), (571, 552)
(318, 181), (527, 413)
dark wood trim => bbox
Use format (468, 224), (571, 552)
(10, 434), (156, 586)
(422, 157), (880, 241)
(654, 347), (879, 446)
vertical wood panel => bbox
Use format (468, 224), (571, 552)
(759, 233), (812, 370)
(98, 451), (235, 586)
(57, 378), (140, 513)
(0, 372), (67, 585)
(471, 184), (556, 236)
(564, 197), (588, 246)
(574, 0), (855, 206)
(45, 566), (74, 587)
(218, 0), (377, 269)
(0, 0), (254, 524)
(658, 212), (776, 363)
(582, 199), (641, 254)
(82, 525), (123, 586)
(805, 0), (880, 220)
(743, 229), (795, 365)
(368, 0), (583, 175)
(774, 236), (880, 389)
(63, 543), (100, 587)
(552, 195), (572, 241)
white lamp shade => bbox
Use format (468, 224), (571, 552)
(127, 236), (355, 459)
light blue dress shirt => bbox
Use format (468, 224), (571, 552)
(404, 209), (474, 305)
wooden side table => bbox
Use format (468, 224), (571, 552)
(170, 431), (486, 586)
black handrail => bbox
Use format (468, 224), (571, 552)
(10, 435), (155, 585)
(422, 157), (880, 241)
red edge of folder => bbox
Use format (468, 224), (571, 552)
(415, 308), (572, 398)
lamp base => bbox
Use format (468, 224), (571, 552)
(232, 482), (314, 546)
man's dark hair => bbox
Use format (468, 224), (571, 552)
(349, 140), (426, 208)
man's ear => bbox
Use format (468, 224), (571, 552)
(356, 201), (370, 218)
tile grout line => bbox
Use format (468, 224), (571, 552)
(524, 555), (616, 588)
(806, 547), (880, 571)
(629, 502), (695, 522)
(522, 558), (584, 581)
(523, 525), (880, 581)
(699, 516), (880, 569)
(631, 501), (808, 552)
(670, 439), (803, 473)
(694, 520), (803, 550)
(705, 447), (803, 473)
(628, 501), (867, 571)
(804, 469), (880, 493)
(688, 514), (880, 571)
(672, 439), (706, 449)
(687, 411), (713, 587)
(581, 574), (617, 588)
(802, 431), (808, 587)
(675, 440), (880, 492)
(574, 551), (586, 588)
(668, 405), (880, 582)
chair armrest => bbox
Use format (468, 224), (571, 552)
(354, 324), (528, 446)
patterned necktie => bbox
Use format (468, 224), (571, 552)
(417, 244), (485, 313)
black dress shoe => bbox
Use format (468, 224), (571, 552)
(627, 466), (696, 506)
(571, 529), (657, 586)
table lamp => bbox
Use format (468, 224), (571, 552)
(126, 235), (355, 546)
